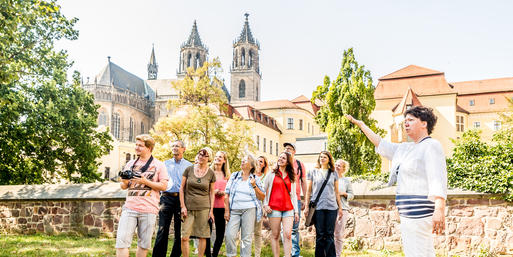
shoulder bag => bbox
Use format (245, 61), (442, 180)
(305, 171), (332, 227)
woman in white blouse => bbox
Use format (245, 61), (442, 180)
(346, 106), (447, 257)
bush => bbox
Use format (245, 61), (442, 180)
(447, 130), (513, 201)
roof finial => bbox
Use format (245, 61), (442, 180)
(244, 13), (249, 21)
(107, 56), (111, 62)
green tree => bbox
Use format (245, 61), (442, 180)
(447, 130), (513, 201)
(312, 48), (385, 175)
(151, 59), (255, 169)
(0, 0), (112, 184)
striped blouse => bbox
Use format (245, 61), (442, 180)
(376, 138), (447, 219)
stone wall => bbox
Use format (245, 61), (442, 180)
(1, 182), (512, 256)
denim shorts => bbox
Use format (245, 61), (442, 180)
(115, 207), (157, 249)
(267, 209), (294, 218)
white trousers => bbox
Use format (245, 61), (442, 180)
(400, 215), (435, 257)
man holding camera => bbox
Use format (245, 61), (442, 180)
(153, 140), (192, 257)
(116, 134), (168, 257)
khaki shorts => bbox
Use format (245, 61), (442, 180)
(181, 209), (211, 238)
(115, 207), (156, 249)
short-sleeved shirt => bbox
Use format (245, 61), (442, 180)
(165, 157), (192, 193)
(307, 169), (339, 210)
(124, 157), (169, 214)
(213, 174), (228, 208)
(292, 159), (306, 199)
(183, 166), (216, 210)
(269, 174), (293, 211)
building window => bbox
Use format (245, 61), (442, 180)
(270, 140), (273, 154)
(489, 98), (495, 105)
(276, 142), (278, 156)
(456, 115), (464, 132)
(129, 117), (135, 142)
(239, 80), (246, 98)
(141, 122), (145, 134)
(493, 121), (501, 131)
(308, 123), (310, 133)
(287, 118), (294, 130)
(104, 167), (110, 180)
(473, 122), (481, 128)
(256, 135), (259, 151)
(469, 100), (475, 106)
(112, 113), (120, 139)
(98, 111), (108, 126)
(299, 119), (303, 130)
(125, 153), (131, 164)
(263, 138), (266, 153)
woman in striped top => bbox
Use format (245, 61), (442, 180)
(346, 106), (447, 257)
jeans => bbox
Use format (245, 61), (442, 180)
(152, 194), (181, 257)
(291, 200), (301, 257)
(314, 209), (338, 257)
(225, 208), (256, 257)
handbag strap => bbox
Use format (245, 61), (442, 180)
(313, 170), (332, 205)
(276, 172), (290, 193)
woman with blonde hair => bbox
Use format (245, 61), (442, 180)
(304, 151), (343, 257)
(263, 152), (299, 257)
(224, 153), (265, 257)
(334, 159), (353, 257)
(179, 147), (216, 257)
(207, 151), (230, 257)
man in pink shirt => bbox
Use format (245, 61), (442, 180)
(283, 142), (307, 257)
(116, 134), (168, 257)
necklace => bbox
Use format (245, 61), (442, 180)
(194, 166), (208, 183)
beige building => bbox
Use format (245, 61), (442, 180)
(84, 14), (323, 178)
(373, 65), (513, 172)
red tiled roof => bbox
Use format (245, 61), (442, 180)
(392, 87), (423, 116)
(379, 65), (444, 80)
(451, 77), (513, 95)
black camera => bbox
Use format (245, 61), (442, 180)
(119, 169), (141, 179)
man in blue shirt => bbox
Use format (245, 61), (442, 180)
(153, 140), (192, 257)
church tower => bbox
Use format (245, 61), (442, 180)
(230, 13), (261, 103)
(147, 44), (158, 80)
(177, 21), (208, 79)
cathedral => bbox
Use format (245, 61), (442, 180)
(83, 14), (323, 178)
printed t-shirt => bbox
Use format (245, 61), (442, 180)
(269, 174), (293, 211)
(213, 174), (228, 208)
(183, 166), (216, 210)
(124, 157), (168, 214)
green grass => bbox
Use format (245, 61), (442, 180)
(0, 234), (405, 257)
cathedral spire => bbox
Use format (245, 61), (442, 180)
(147, 44), (158, 80)
(235, 13), (259, 48)
(182, 20), (207, 49)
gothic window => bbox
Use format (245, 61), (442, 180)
(129, 117), (135, 142)
(241, 48), (246, 66)
(249, 50), (253, 67)
(112, 112), (120, 139)
(187, 52), (192, 68)
(239, 80), (246, 98)
(141, 122), (145, 134)
(195, 52), (201, 69)
(98, 111), (108, 126)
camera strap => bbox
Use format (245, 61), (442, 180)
(132, 155), (154, 173)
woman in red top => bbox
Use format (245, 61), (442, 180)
(263, 152), (299, 257)
(208, 151), (230, 257)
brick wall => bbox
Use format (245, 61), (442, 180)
(0, 182), (512, 256)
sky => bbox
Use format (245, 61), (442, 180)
(56, 0), (513, 101)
